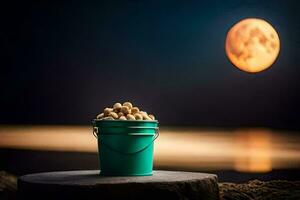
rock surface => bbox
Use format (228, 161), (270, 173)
(0, 171), (300, 200)
(0, 171), (17, 200)
(219, 179), (300, 200)
(18, 170), (219, 200)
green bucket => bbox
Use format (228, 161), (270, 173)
(92, 119), (159, 176)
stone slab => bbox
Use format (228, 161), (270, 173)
(18, 170), (219, 200)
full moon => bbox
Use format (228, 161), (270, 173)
(225, 18), (280, 73)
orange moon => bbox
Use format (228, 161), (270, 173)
(225, 18), (280, 73)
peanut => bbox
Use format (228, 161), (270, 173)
(103, 116), (114, 120)
(104, 108), (113, 117)
(123, 102), (133, 109)
(126, 114), (135, 120)
(143, 115), (152, 120)
(117, 112), (124, 118)
(109, 112), (118, 119)
(131, 107), (140, 114)
(119, 116), (127, 120)
(134, 113), (143, 120)
(97, 113), (104, 119)
(121, 106), (131, 115)
(140, 111), (151, 120)
(149, 114), (155, 120)
(113, 103), (122, 112)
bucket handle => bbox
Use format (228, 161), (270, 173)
(92, 127), (159, 155)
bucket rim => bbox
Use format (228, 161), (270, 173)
(93, 119), (158, 123)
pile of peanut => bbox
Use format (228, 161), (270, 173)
(96, 102), (155, 121)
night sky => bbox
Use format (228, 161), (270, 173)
(1, 1), (300, 129)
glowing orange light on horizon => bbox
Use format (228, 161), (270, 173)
(225, 18), (280, 73)
(234, 129), (272, 173)
(2, 126), (300, 172)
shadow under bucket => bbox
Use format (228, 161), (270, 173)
(92, 119), (159, 176)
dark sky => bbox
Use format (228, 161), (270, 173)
(1, 0), (300, 129)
